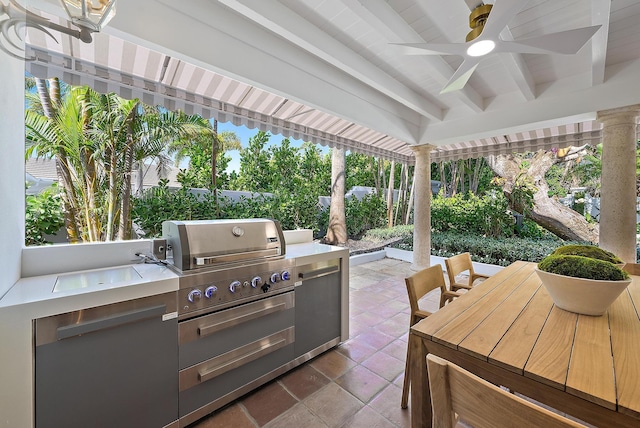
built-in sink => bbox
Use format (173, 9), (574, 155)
(53, 266), (142, 293)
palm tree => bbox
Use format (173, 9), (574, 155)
(26, 81), (85, 242)
(26, 82), (214, 242)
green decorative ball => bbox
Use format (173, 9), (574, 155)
(550, 244), (623, 264)
(538, 254), (629, 281)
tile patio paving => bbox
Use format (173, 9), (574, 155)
(190, 257), (431, 428)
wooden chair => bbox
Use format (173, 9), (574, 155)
(401, 265), (459, 408)
(426, 354), (584, 428)
(445, 252), (490, 292)
(623, 263), (640, 276)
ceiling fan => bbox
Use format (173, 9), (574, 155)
(392, 0), (601, 93)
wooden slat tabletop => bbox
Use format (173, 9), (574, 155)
(609, 276), (640, 418)
(412, 261), (640, 423)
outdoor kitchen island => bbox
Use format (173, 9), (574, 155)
(0, 226), (349, 428)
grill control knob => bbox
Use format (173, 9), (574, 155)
(281, 271), (291, 281)
(204, 286), (218, 299)
(187, 289), (202, 303)
(251, 276), (262, 288)
(270, 272), (281, 284)
(229, 280), (241, 293)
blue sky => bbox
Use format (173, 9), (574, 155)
(216, 121), (329, 173)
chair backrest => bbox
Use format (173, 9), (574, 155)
(405, 265), (447, 321)
(426, 354), (584, 428)
(444, 252), (473, 287)
(623, 263), (640, 276)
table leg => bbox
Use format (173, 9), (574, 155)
(410, 332), (431, 428)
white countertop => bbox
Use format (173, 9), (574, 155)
(286, 242), (349, 264)
(0, 262), (178, 316)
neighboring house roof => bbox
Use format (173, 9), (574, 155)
(26, 158), (58, 181)
(137, 162), (182, 188)
(26, 158), (183, 189)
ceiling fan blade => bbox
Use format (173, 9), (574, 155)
(495, 25), (601, 54)
(481, 0), (530, 38)
(440, 59), (480, 94)
(389, 42), (467, 56)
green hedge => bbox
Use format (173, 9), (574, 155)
(317, 193), (387, 238)
(380, 226), (578, 266)
(132, 183), (386, 239)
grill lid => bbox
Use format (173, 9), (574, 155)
(162, 219), (286, 271)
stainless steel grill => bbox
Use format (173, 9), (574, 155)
(160, 218), (345, 427)
(162, 219), (294, 318)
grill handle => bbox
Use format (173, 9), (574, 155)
(195, 328), (293, 385)
(56, 305), (166, 340)
(298, 265), (340, 280)
(197, 302), (287, 337)
(194, 248), (280, 266)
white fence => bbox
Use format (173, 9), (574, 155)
(559, 194), (640, 223)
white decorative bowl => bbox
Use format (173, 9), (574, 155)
(535, 268), (632, 316)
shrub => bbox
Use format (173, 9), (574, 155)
(363, 224), (413, 242)
(431, 191), (514, 238)
(390, 230), (572, 266)
(25, 184), (65, 246)
(318, 194), (387, 239)
(538, 255), (629, 280)
(132, 182), (326, 237)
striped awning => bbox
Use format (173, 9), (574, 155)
(430, 122), (606, 163)
(23, 13), (632, 165)
(24, 14), (414, 163)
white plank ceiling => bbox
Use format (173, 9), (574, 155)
(25, 0), (640, 164)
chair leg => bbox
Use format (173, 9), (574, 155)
(401, 336), (411, 408)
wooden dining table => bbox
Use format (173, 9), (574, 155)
(409, 261), (640, 428)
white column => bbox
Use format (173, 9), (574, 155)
(0, 2), (28, 426)
(596, 105), (640, 263)
(411, 144), (435, 271)
(0, 2), (25, 295)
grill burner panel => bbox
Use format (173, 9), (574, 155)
(176, 259), (295, 318)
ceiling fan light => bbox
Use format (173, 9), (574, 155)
(59, 0), (117, 32)
(467, 40), (495, 57)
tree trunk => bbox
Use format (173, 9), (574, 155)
(487, 151), (599, 243)
(381, 159), (387, 196)
(118, 108), (136, 241)
(80, 91), (100, 242)
(134, 160), (144, 197)
(405, 170), (416, 225)
(470, 158), (483, 194)
(438, 161), (447, 197)
(373, 157), (380, 194)
(35, 77), (81, 243)
(324, 148), (347, 244)
(450, 161), (460, 195)
(394, 163), (406, 225)
(387, 160), (395, 227)
(212, 119), (220, 218)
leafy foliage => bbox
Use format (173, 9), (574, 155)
(131, 180), (322, 237)
(25, 185), (65, 246)
(363, 224), (413, 242)
(430, 191), (515, 238)
(387, 227), (571, 267)
(26, 82), (212, 242)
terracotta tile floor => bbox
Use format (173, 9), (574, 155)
(189, 257), (434, 428)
